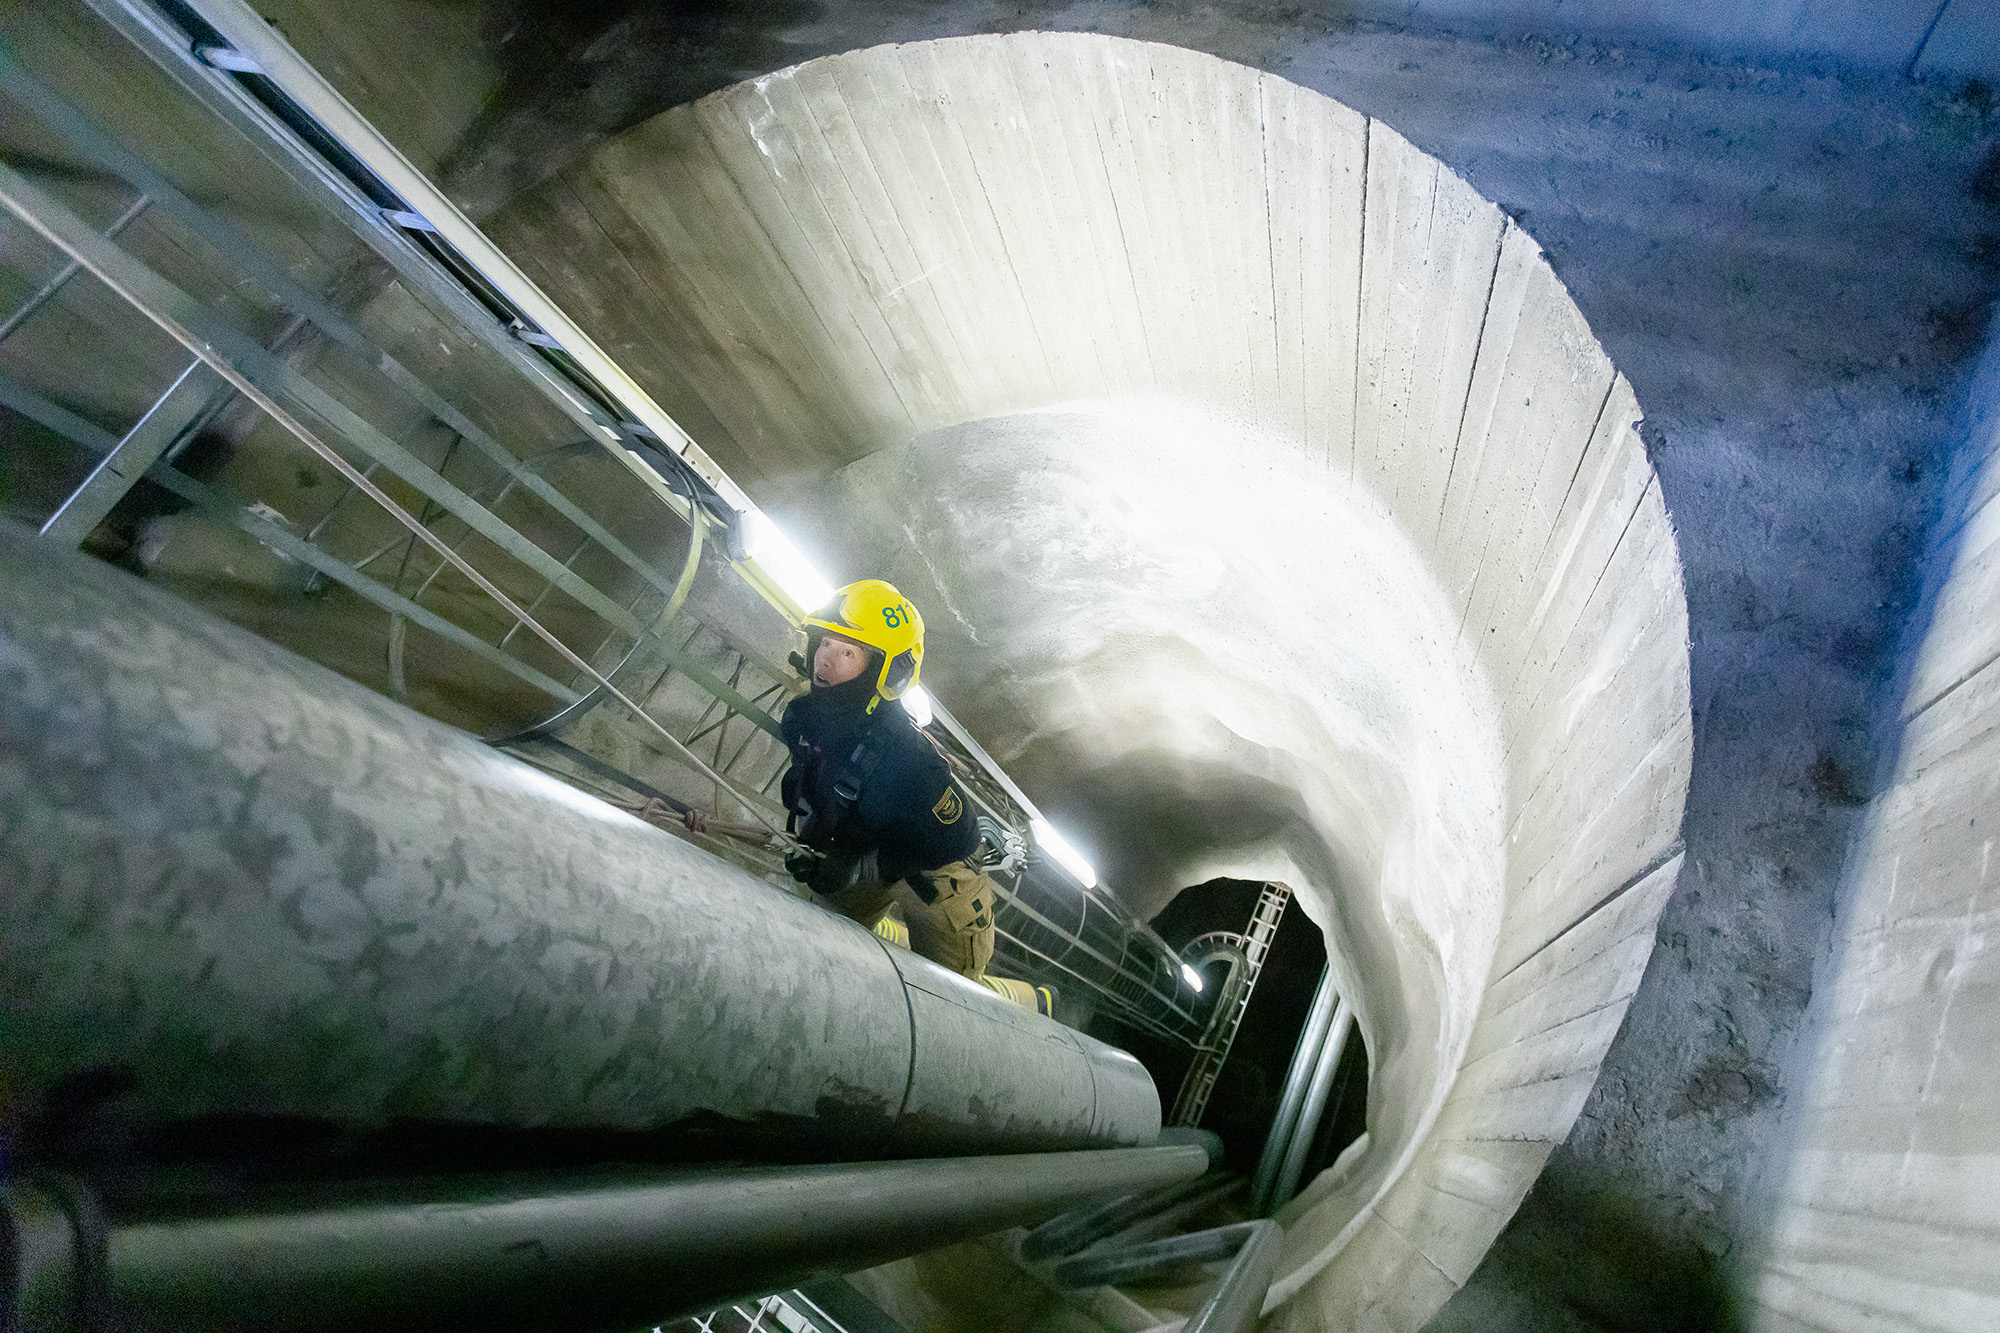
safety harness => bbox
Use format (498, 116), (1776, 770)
(819, 727), (890, 841)
(790, 720), (943, 904)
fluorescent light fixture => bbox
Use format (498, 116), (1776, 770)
(1181, 963), (1204, 993)
(1031, 817), (1097, 888)
(740, 510), (834, 611)
(902, 682), (934, 727)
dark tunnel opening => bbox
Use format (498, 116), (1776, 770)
(1106, 878), (1368, 1184)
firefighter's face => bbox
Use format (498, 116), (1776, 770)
(813, 634), (873, 688)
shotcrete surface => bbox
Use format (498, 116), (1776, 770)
(806, 400), (1508, 1246)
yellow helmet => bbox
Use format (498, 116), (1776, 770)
(802, 579), (925, 702)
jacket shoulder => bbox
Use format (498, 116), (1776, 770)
(860, 714), (949, 802)
(878, 711), (947, 769)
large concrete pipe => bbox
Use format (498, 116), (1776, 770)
(0, 521), (1160, 1175)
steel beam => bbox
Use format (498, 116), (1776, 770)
(0, 191), (148, 342)
(0, 371), (118, 455)
(0, 521), (1161, 1163)
(4, 1147), (1206, 1333)
(39, 360), (225, 544)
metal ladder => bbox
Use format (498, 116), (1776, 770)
(1168, 881), (1292, 1127)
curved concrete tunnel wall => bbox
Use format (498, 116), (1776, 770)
(1744, 328), (2000, 1331)
(488, 33), (1693, 1327)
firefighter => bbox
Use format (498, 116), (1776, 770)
(780, 579), (995, 980)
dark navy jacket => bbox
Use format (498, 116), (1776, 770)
(779, 677), (978, 887)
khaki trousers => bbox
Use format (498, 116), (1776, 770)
(817, 856), (996, 980)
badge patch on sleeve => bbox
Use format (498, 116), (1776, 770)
(932, 788), (963, 823)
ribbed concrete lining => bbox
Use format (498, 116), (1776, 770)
(1744, 329), (2000, 1331)
(490, 33), (1693, 1330)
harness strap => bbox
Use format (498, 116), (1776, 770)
(797, 717), (945, 903)
(825, 725), (891, 832)
(793, 717), (892, 848)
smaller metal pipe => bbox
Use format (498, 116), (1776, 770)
(1017, 1191), (1137, 1263)
(1270, 998), (1354, 1212)
(1053, 1220), (1259, 1288)
(1249, 966), (1339, 1217)
(7, 1148), (1205, 1333)
(1093, 1175), (1243, 1252)
(1020, 1173), (1219, 1263)
(1185, 1220), (1283, 1333)
(1050, 1218), (1283, 1333)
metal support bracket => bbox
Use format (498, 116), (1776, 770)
(40, 359), (225, 545)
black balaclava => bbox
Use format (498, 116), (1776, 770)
(809, 669), (880, 713)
